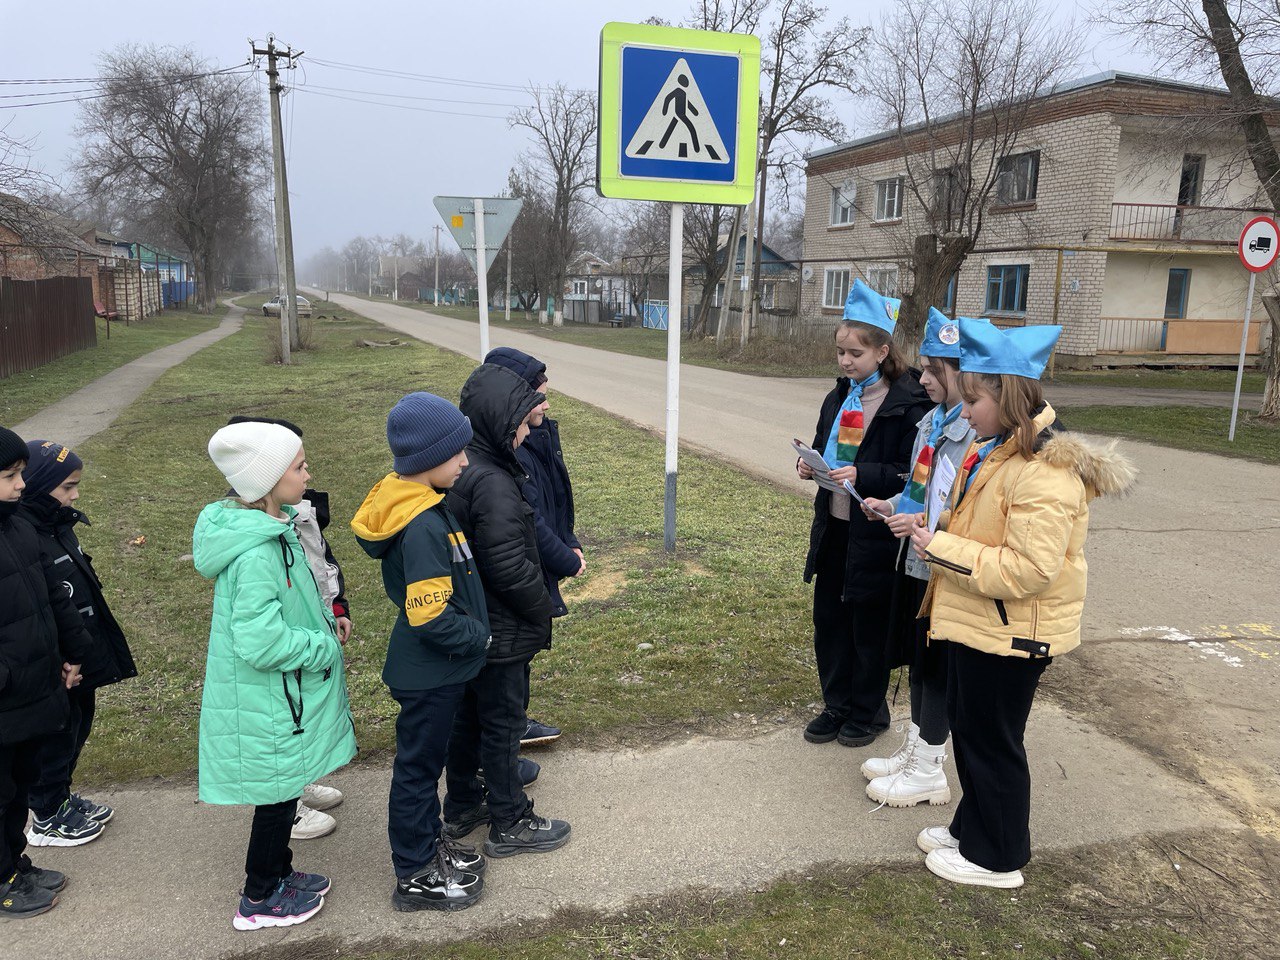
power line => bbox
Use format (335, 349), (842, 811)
(296, 81), (527, 109)
(291, 86), (510, 120)
(306, 56), (532, 93)
(0, 65), (254, 110)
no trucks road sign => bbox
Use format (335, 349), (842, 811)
(597, 22), (760, 203)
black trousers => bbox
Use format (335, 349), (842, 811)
(0, 737), (42, 883)
(812, 519), (891, 734)
(445, 655), (533, 830)
(244, 798), (298, 900)
(388, 682), (467, 878)
(947, 643), (1050, 873)
(30, 686), (96, 819)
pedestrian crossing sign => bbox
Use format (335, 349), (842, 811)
(598, 22), (760, 204)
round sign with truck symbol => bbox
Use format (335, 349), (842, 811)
(1238, 215), (1280, 273)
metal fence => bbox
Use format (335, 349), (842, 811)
(0, 275), (96, 379)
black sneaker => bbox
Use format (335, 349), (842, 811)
(16, 858), (65, 894)
(439, 834), (487, 876)
(476, 757), (540, 789)
(803, 709), (846, 744)
(521, 718), (562, 747)
(392, 849), (483, 912)
(69, 792), (114, 825)
(0, 870), (59, 919)
(837, 720), (882, 748)
(443, 801), (491, 840)
(27, 798), (105, 847)
(484, 805), (571, 859)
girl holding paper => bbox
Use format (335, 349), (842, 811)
(798, 280), (929, 748)
(860, 308), (977, 808)
(907, 319), (1135, 889)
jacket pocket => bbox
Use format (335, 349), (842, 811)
(993, 599), (1009, 626)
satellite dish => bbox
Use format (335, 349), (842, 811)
(594, 278), (603, 289)
(802, 265), (815, 282)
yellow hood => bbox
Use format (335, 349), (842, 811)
(350, 473), (444, 542)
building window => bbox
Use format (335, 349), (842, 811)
(996, 151), (1040, 205)
(874, 177), (903, 221)
(713, 282), (724, 307)
(1178, 155), (1205, 207)
(985, 264), (1030, 314)
(823, 268), (851, 309)
(830, 179), (856, 226)
(1164, 268), (1191, 319)
(866, 265), (899, 298)
(941, 272), (958, 312)
(572, 280), (588, 297)
(932, 165), (966, 221)
(761, 281), (776, 310)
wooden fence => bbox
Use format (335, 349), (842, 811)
(0, 275), (97, 379)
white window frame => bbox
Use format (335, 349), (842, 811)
(760, 281), (776, 310)
(571, 279), (588, 297)
(823, 267), (851, 309)
(996, 151), (1040, 205)
(865, 265), (900, 298)
(874, 177), (904, 222)
(830, 179), (857, 226)
(713, 281), (724, 307)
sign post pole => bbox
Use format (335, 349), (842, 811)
(474, 198), (489, 360)
(664, 202), (684, 553)
(1230, 270), (1257, 442)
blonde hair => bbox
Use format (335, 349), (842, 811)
(835, 322), (908, 382)
(959, 372), (1045, 460)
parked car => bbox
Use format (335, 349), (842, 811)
(262, 295), (312, 318)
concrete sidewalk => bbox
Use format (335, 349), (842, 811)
(9, 704), (1223, 960)
(13, 301), (244, 448)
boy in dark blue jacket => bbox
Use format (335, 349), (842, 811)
(352, 393), (492, 913)
(484, 347), (583, 748)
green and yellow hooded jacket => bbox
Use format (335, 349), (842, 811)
(351, 474), (490, 690)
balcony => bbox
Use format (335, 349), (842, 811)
(1109, 203), (1272, 244)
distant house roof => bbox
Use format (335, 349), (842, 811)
(0, 193), (100, 258)
(685, 236), (797, 278)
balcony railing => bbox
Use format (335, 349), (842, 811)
(1109, 203), (1272, 244)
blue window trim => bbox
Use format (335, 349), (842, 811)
(1164, 268), (1191, 319)
(985, 265), (1029, 314)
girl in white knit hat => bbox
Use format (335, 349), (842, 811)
(194, 421), (357, 930)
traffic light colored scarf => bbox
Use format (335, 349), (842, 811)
(823, 370), (882, 468)
(898, 403), (963, 515)
(957, 434), (1005, 504)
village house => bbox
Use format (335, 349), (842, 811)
(802, 71), (1275, 366)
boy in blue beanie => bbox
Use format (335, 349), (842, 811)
(352, 393), (492, 912)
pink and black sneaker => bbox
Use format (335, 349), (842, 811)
(232, 881), (324, 931)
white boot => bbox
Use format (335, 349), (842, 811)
(860, 723), (918, 781)
(866, 739), (951, 807)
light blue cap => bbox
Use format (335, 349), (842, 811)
(922, 310), (992, 359)
(842, 278), (899, 335)
(958, 319), (1062, 379)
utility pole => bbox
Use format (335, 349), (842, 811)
(433, 225), (441, 306)
(505, 240), (512, 322)
(367, 259), (372, 296)
(253, 35), (303, 360)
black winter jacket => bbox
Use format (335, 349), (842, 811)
(447, 364), (554, 664)
(0, 500), (94, 745)
(515, 418), (580, 618)
(803, 371), (931, 602)
(18, 494), (137, 691)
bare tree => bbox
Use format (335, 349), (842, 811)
(1099, 0), (1280, 419)
(861, 0), (1079, 342)
(74, 45), (267, 313)
(510, 84), (597, 325)
(505, 164), (557, 316)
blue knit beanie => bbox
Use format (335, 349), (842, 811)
(387, 392), (473, 475)
(22, 439), (84, 498)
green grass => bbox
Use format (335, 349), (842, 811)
(71, 300), (816, 785)
(1058, 404), (1280, 463)
(1053, 368), (1267, 394)
(0, 306), (224, 426)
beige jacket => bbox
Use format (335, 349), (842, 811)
(922, 405), (1137, 658)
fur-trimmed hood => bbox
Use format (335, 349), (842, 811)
(1038, 433), (1137, 501)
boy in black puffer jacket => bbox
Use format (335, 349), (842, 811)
(20, 440), (136, 848)
(0, 427), (93, 919)
(442, 364), (571, 858)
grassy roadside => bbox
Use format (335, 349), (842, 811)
(244, 828), (1274, 960)
(0, 306), (225, 426)
(1056, 404), (1280, 464)
(1053, 368), (1266, 394)
(72, 299), (816, 785)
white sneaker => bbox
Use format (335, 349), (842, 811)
(925, 847), (1024, 888)
(861, 723), (918, 781)
(916, 825), (960, 854)
(290, 802), (337, 840)
(866, 742), (950, 807)
(301, 782), (344, 812)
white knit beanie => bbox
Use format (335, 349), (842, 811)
(207, 422), (303, 502)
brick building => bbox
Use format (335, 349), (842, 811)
(802, 72), (1275, 365)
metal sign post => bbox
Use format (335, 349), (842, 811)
(433, 196), (523, 360)
(1232, 215), (1280, 440)
(598, 22), (760, 552)
(474, 198), (489, 358)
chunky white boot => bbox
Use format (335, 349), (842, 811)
(860, 723), (918, 782)
(866, 740), (951, 807)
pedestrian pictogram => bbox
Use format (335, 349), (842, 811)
(625, 59), (729, 164)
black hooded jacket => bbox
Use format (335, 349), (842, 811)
(18, 493), (137, 690)
(0, 500), (94, 745)
(446, 364), (554, 664)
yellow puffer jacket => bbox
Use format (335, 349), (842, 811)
(922, 405), (1136, 659)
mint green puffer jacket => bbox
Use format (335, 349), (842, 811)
(193, 500), (357, 805)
